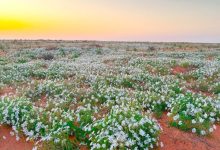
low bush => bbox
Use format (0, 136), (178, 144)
(168, 93), (220, 135)
(41, 53), (54, 60)
(84, 107), (161, 150)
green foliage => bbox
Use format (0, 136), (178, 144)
(16, 57), (28, 64)
(71, 51), (81, 59)
(0, 43), (5, 50)
(212, 83), (220, 94)
(95, 48), (102, 55)
(25, 80), (74, 102)
(168, 93), (220, 135)
(180, 62), (190, 68)
(76, 108), (93, 127)
(85, 107), (161, 150)
(0, 57), (9, 65)
(59, 48), (66, 57)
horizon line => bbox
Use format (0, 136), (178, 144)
(0, 38), (220, 44)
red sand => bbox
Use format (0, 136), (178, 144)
(158, 113), (220, 150)
(171, 66), (188, 75)
(0, 51), (6, 56)
(35, 95), (47, 108)
(0, 125), (34, 150)
(188, 88), (214, 97)
(103, 59), (115, 67)
(0, 87), (16, 97)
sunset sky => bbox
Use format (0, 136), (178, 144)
(0, 0), (220, 42)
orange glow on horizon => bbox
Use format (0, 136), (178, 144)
(0, 0), (220, 42)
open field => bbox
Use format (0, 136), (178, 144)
(0, 40), (220, 150)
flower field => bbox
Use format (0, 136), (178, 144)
(0, 41), (220, 150)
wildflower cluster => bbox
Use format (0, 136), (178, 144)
(0, 97), (84, 149)
(84, 107), (161, 150)
(167, 93), (220, 135)
(24, 80), (75, 102)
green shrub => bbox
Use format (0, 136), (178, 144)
(71, 51), (81, 59)
(95, 48), (102, 55)
(180, 62), (190, 68)
(0, 43), (5, 50)
(168, 93), (220, 135)
(212, 83), (220, 94)
(59, 48), (66, 57)
(16, 58), (28, 64)
(84, 107), (161, 150)
(41, 53), (54, 60)
(76, 107), (94, 127)
(0, 57), (9, 65)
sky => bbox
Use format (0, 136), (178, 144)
(0, 0), (220, 42)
